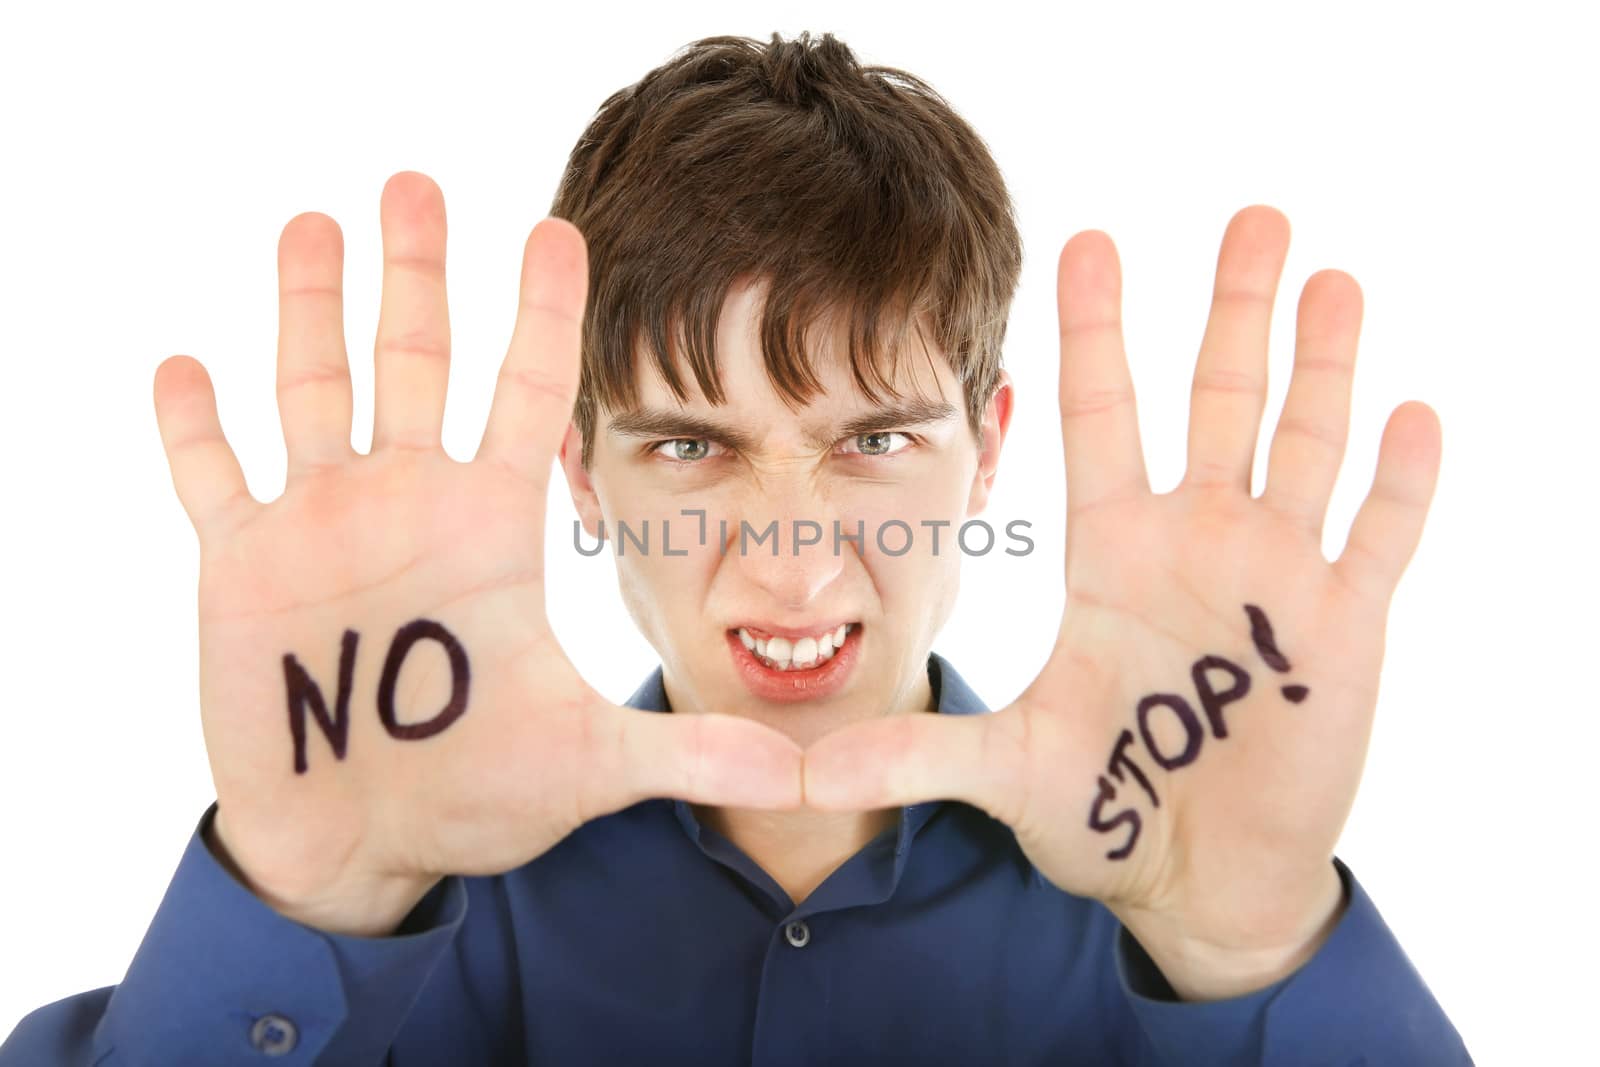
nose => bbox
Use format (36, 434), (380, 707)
(725, 484), (848, 611)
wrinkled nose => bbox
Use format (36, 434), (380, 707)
(726, 489), (849, 611)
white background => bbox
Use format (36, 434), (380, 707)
(2, 1), (1594, 1061)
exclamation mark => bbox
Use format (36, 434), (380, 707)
(1244, 603), (1309, 704)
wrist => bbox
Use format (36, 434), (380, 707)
(1114, 860), (1347, 1001)
(205, 807), (437, 937)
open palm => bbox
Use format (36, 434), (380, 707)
(153, 173), (802, 934)
(804, 206), (1441, 980)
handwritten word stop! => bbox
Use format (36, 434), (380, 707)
(1086, 604), (1309, 860)
(282, 618), (471, 774)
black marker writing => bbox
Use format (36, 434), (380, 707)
(1192, 654), (1251, 739)
(1109, 728), (1159, 808)
(1245, 601), (1309, 703)
(1092, 730), (1162, 861)
(284, 617), (472, 775)
(1085, 603), (1307, 860)
(283, 629), (358, 775)
(1088, 775), (1141, 861)
(1136, 693), (1203, 770)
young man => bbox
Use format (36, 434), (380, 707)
(3, 31), (1471, 1065)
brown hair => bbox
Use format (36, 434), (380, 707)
(549, 31), (1023, 468)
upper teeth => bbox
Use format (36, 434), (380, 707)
(738, 623), (852, 670)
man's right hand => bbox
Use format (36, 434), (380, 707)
(150, 171), (803, 937)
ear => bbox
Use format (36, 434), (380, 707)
(965, 368), (1014, 517)
(558, 422), (606, 539)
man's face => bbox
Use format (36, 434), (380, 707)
(560, 276), (1011, 747)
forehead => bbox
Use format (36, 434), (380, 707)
(627, 275), (957, 417)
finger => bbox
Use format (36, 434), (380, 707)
(152, 355), (256, 542)
(1183, 206), (1290, 493)
(1260, 270), (1363, 537)
(582, 705), (805, 815)
(476, 217), (587, 486)
(1332, 401), (1442, 604)
(1058, 229), (1150, 517)
(372, 171), (451, 453)
(802, 710), (1025, 826)
(276, 212), (356, 475)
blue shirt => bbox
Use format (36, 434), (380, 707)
(3, 652), (1472, 1065)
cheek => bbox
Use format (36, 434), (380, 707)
(863, 530), (962, 620)
(612, 524), (722, 647)
(844, 473), (966, 646)
(839, 471), (969, 609)
(611, 557), (657, 644)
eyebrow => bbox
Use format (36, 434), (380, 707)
(606, 397), (960, 451)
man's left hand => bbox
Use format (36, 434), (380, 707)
(804, 205), (1443, 1000)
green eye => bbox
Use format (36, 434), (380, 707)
(652, 438), (715, 462)
(846, 431), (911, 457)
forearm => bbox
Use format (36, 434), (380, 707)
(4, 805), (469, 1065)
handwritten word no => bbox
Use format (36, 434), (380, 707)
(282, 618), (471, 774)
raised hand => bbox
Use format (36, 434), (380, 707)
(151, 172), (803, 936)
(804, 206), (1442, 998)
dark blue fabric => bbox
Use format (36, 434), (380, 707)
(2, 652), (1472, 1065)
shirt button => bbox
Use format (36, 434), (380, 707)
(249, 1013), (299, 1056)
(784, 919), (811, 948)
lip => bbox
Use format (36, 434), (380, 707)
(726, 623), (860, 704)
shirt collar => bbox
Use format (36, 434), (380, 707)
(621, 651), (997, 913)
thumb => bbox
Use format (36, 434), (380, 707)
(803, 710), (1027, 826)
(581, 704), (806, 817)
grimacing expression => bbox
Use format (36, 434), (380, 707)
(559, 276), (1012, 747)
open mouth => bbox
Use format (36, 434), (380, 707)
(733, 622), (856, 671)
(725, 622), (862, 703)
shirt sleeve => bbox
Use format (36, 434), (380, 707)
(1114, 856), (1474, 1066)
(0, 803), (468, 1067)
